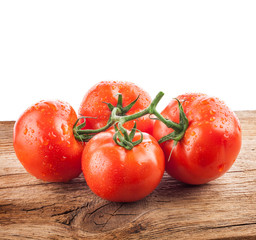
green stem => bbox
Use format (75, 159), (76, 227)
(152, 110), (182, 132)
(119, 91), (165, 123)
(120, 107), (149, 124)
(119, 91), (182, 132)
(148, 91), (165, 112)
(75, 120), (114, 135)
(74, 107), (121, 135)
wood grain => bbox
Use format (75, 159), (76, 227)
(1, 111), (256, 240)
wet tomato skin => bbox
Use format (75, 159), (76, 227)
(13, 100), (84, 182)
(153, 93), (242, 185)
(78, 80), (154, 135)
(82, 129), (165, 202)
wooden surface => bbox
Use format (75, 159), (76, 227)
(1, 111), (256, 240)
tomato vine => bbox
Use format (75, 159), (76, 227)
(73, 91), (188, 149)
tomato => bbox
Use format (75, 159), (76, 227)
(13, 100), (84, 182)
(153, 93), (242, 185)
(78, 81), (154, 135)
(82, 129), (165, 202)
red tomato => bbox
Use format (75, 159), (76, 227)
(78, 81), (154, 135)
(13, 100), (84, 182)
(82, 129), (165, 202)
(153, 93), (242, 185)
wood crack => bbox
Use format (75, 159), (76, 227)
(208, 222), (256, 229)
(59, 204), (89, 226)
(0, 182), (54, 190)
(101, 203), (124, 231)
(22, 204), (55, 212)
(0, 172), (28, 178)
(87, 202), (112, 216)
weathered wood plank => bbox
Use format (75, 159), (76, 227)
(0, 111), (256, 239)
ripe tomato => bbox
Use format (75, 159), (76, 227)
(13, 100), (84, 182)
(82, 129), (165, 202)
(153, 93), (242, 185)
(78, 81), (154, 135)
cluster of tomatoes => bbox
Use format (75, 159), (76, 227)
(13, 81), (242, 202)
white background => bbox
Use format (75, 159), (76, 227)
(0, 0), (255, 121)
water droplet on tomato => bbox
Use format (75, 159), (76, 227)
(48, 131), (57, 138)
(34, 103), (40, 110)
(40, 137), (49, 145)
(60, 104), (66, 111)
(218, 164), (224, 172)
(224, 133), (229, 138)
(61, 123), (69, 135)
(24, 128), (28, 135)
(51, 102), (58, 111)
(202, 99), (209, 105)
(191, 131), (196, 136)
(210, 109), (216, 115)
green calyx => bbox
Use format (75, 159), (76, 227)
(158, 98), (189, 145)
(104, 94), (140, 116)
(73, 91), (189, 150)
(113, 122), (143, 150)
